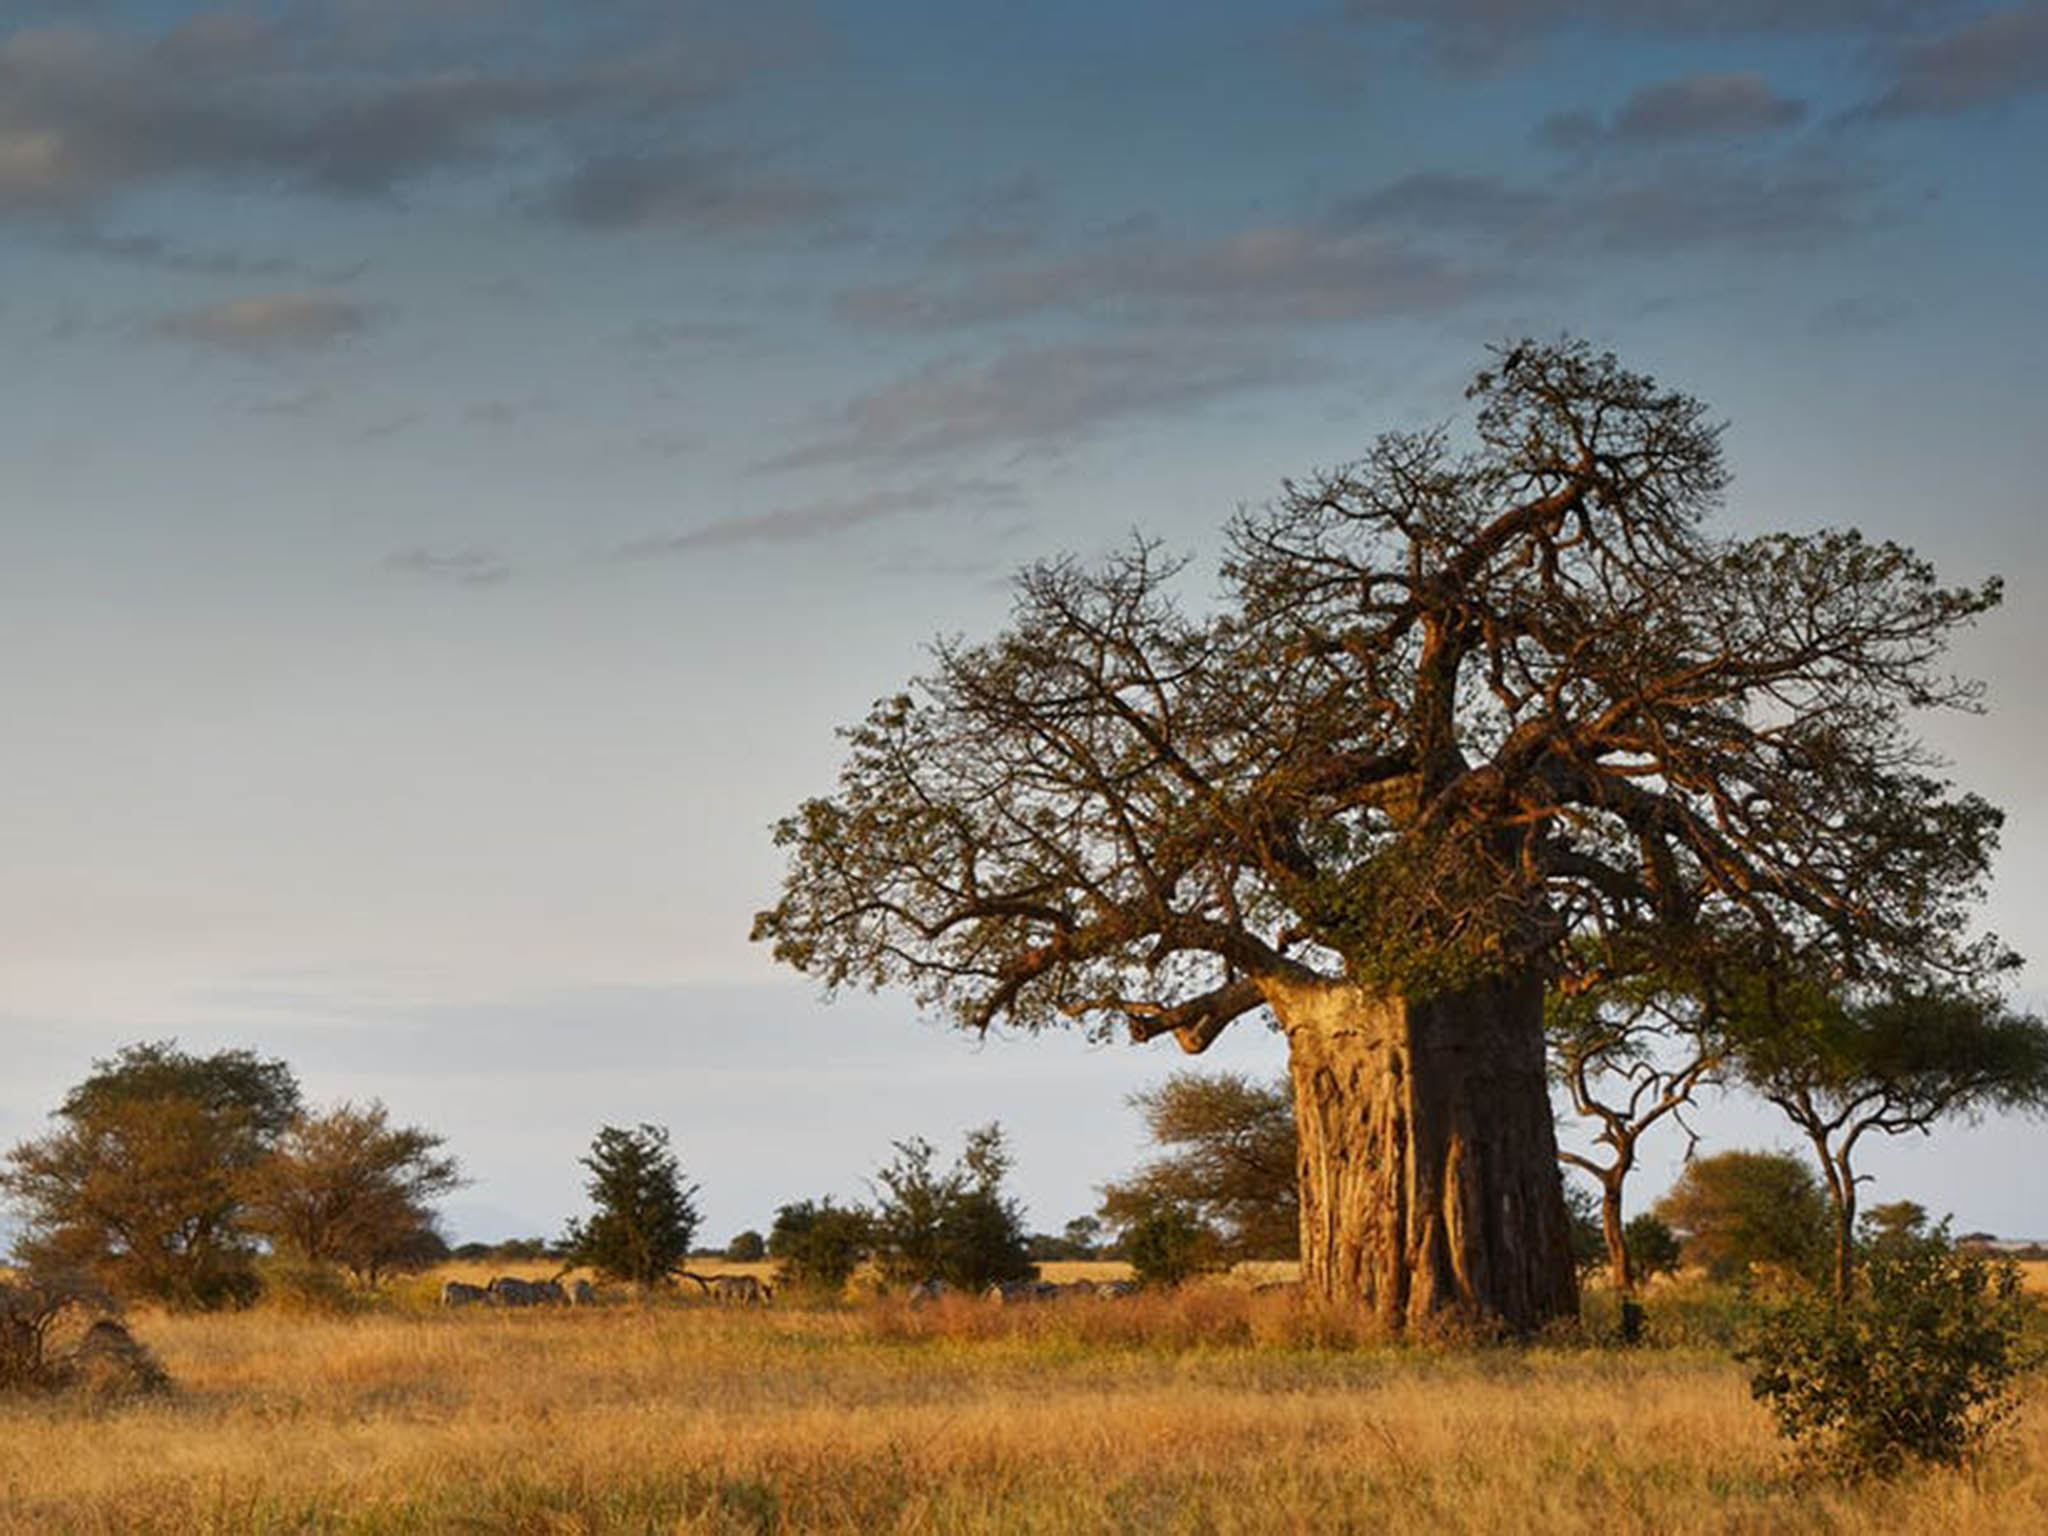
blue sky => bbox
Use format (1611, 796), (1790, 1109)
(4, 0), (2046, 1244)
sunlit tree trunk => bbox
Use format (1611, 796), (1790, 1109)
(1275, 974), (1579, 1335)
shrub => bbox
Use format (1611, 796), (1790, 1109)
(1623, 1214), (1682, 1281)
(769, 1199), (871, 1298)
(1740, 1222), (2041, 1479)
(725, 1229), (766, 1262)
(1123, 1202), (1220, 1289)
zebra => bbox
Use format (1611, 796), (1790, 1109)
(708, 1273), (771, 1306)
(487, 1275), (566, 1307)
(440, 1280), (489, 1307)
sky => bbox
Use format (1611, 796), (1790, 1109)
(3, 0), (2047, 1247)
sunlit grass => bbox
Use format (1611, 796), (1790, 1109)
(2, 1273), (2042, 1533)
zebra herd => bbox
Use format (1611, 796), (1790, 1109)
(441, 1272), (1145, 1310)
(440, 1276), (599, 1308)
(439, 1272), (774, 1309)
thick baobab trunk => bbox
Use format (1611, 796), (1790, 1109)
(1275, 974), (1579, 1335)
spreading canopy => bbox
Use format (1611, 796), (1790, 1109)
(755, 341), (2006, 1047)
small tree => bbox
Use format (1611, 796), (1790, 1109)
(561, 1125), (700, 1287)
(1734, 985), (2048, 1301)
(1550, 980), (1722, 1294)
(767, 1199), (870, 1297)
(242, 1102), (465, 1286)
(1623, 1214), (1682, 1282)
(1100, 1072), (1298, 1263)
(1742, 1221), (2040, 1479)
(725, 1230), (766, 1263)
(1652, 1150), (1829, 1285)
(870, 1124), (1034, 1291)
(1123, 1202), (1220, 1289)
(1, 1042), (301, 1308)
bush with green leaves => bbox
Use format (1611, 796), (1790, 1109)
(1740, 1221), (2041, 1479)
(560, 1124), (700, 1287)
(767, 1199), (871, 1297)
(869, 1124), (1034, 1292)
(1122, 1202), (1221, 1288)
(1623, 1214), (1682, 1281)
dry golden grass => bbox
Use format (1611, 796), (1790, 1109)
(1, 1279), (2042, 1534)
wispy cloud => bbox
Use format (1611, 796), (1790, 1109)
(1538, 72), (1806, 151)
(536, 147), (843, 233)
(1341, 0), (1967, 71)
(1863, 3), (2048, 117)
(836, 219), (1486, 332)
(155, 291), (376, 351)
(616, 477), (1024, 556)
(0, 8), (816, 218)
(765, 342), (1321, 469)
(385, 545), (511, 587)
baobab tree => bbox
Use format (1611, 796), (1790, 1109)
(754, 340), (2008, 1335)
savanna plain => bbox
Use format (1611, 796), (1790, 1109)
(4, 1261), (2046, 1535)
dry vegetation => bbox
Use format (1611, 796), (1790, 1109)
(1, 1272), (2043, 1535)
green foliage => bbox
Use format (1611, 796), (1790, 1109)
(767, 1199), (871, 1297)
(1100, 1073), (1298, 1262)
(1122, 1202), (1220, 1289)
(725, 1229), (766, 1263)
(1652, 1150), (1829, 1285)
(1, 1041), (301, 1309)
(1623, 1214), (1682, 1281)
(1563, 1183), (1607, 1278)
(1741, 1223), (2042, 1479)
(242, 1101), (463, 1286)
(560, 1125), (700, 1288)
(869, 1124), (1035, 1291)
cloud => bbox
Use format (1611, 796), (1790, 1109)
(0, 9), (810, 217)
(765, 342), (1321, 468)
(537, 147), (842, 232)
(616, 477), (1024, 556)
(1349, 158), (1873, 256)
(1539, 73), (1806, 149)
(154, 291), (376, 351)
(835, 219), (1487, 332)
(1865, 4), (2048, 117)
(385, 546), (511, 587)
(1342, 1), (1969, 71)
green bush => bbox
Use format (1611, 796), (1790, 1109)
(1123, 1203), (1220, 1289)
(768, 1199), (871, 1298)
(1740, 1223), (2041, 1479)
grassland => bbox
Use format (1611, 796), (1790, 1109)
(3, 1270), (2044, 1535)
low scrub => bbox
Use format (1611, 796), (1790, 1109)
(1741, 1226), (2044, 1480)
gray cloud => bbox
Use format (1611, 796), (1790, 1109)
(385, 546), (511, 587)
(154, 291), (376, 351)
(616, 477), (1023, 556)
(538, 147), (842, 232)
(1539, 72), (1806, 149)
(766, 342), (1320, 468)
(1343, 1), (1968, 70)
(836, 220), (1487, 332)
(0, 9), (809, 217)
(1349, 158), (1872, 256)
(1866, 4), (2048, 116)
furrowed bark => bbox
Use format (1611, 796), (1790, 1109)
(1273, 974), (1579, 1335)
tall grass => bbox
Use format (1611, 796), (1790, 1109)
(1, 1279), (2041, 1533)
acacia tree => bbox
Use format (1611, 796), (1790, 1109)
(1734, 987), (2048, 1301)
(1, 1042), (301, 1308)
(241, 1102), (465, 1286)
(1549, 981), (1723, 1294)
(754, 341), (2007, 1334)
(1099, 1072), (1298, 1261)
